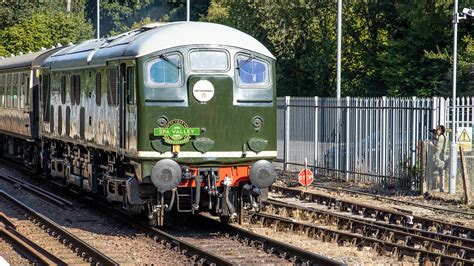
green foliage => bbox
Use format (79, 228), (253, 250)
(91, 0), (210, 37)
(0, 10), (93, 57)
(204, 0), (474, 97)
(0, 0), (472, 97)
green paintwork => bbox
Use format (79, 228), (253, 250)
(136, 49), (277, 169)
(247, 138), (268, 152)
(193, 137), (215, 153)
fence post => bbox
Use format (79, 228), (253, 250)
(381, 96), (387, 188)
(411, 96), (417, 169)
(284, 96), (291, 171)
(314, 97), (319, 170)
(432, 97), (439, 129)
(345, 97), (350, 181)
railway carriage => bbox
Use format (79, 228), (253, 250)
(0, 22), (277, 225)
(0, 48), (60, 164)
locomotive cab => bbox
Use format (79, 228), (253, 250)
(134, 24), (277, 225)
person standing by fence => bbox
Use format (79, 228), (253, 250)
(432, 125), (447, 192)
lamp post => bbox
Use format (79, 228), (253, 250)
(335, 0), (343, 179)
(450, 4), (473, 194)
(187, 0), (190, 22)
(97, 0), (100, 39)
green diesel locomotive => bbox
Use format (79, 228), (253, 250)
(0, 22), (277, 225)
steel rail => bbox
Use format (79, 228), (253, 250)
(264, 198), (474, 259)
(0, 224), (66, 265)
(249, 212), (473, 265)
(195, 214), (343, 266)
(272, 185), (474, 239)
(0, 190), (118, 266)
(0, 174), (73, 208)
(315, 183), (474, 217)
(93, 197), (341, 265)
(92, 199), (233, 265)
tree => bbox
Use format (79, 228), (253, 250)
(0, 10), (93, 56)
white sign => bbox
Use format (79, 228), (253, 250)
(193, 80), (214, 103)
(456, 127), (472, 152)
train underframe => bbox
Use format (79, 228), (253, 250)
(0, 134), (268, 226)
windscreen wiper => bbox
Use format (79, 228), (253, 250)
(236, 55), (255, 72)
(159, 54), (181, 69)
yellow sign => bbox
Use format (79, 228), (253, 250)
(456, 127), (472, 152)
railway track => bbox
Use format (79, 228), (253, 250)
(272, 184), (474, 239)
(0, 160), (340, 265)
(0, 190), (118, 265)
(96, 200), (342, 265)
(315, 183), (474, 217)
(0, 213), (63, 265)
(258, 198), (474, 264)
(0, 174), (73, 209)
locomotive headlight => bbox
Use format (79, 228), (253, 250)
(249, 160), (276, 189)
(151, 159), (182, 192)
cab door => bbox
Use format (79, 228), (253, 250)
(119, 62), (137, 152)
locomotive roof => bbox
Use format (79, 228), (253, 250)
(0, 48), (60, 72)
(42, 22), (275, 70)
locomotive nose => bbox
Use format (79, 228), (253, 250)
(151, 159), (182, 192)
(249, 160), (277, 189)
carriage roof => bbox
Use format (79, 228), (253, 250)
(0, 48), (59, 72)
(42, 22), (275, 70)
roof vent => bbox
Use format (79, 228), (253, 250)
(140, 22), (168, 30)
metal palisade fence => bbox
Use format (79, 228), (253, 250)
(276, 96), (474, 190)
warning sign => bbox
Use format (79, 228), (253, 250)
(457, 127), (472, 152)
(298, 169), (314, 187)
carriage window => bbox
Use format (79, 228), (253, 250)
(0, 75), (4, 108)
(146, 54), (181, 86)
(236, 55), (269, 86)
(96, 72), (101, 106)
(12, 86), (18, 108)
(107, 68), (118, 106)
(0, 87), (4, 107)
(20, 73), (27, 109)
(6, 86), (11, 108)
(60, 75), (66, 104)
(12, 74), (18, 108)
(189, 50), (229, 71)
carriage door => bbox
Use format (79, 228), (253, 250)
(119, 63), (136, 151)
